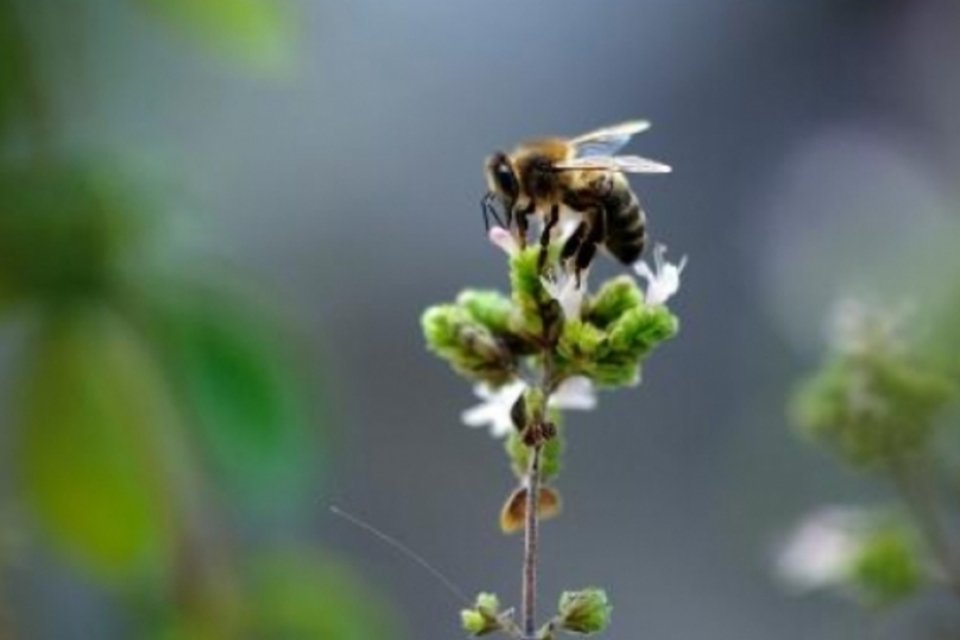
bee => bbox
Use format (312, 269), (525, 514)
(482, 121), (670, 280)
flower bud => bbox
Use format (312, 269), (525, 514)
(460, 592), (502, 636)
(585, 275), (643, 329)
(421, 305), (515, 386)
(557, 588), (612, 635)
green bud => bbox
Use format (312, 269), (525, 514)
(460, 592), (502, 636)
(421, 304), (515, 386)
(557, 320), (606, 366)
(506, 421), (564, 481)
(585, 275), (643, 329)
(557, 588), (612, 635)
(606, 305), (679, 358)
(850, 527), (922, 606)
(509, 247), (551, 336)
(458, 289), (514, 335)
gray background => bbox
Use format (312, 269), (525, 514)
(13, 0), (960, 637)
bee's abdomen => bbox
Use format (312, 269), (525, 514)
(602, 185), (646, 265)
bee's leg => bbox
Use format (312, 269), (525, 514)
(514, 201), (535, 249)
(573, 208), (604, 287)
(537, 204), (560, 272)
(560, 221), (587, 264)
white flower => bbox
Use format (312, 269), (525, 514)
(461, 376), (598, 438)
(634, 244), (687, 306)
(551, 376), (597, 410)
(462, 380), (525, 438)
(488, 226), (520, 257)
(775, 506), (869, 593)
(541, 267), (587, 320)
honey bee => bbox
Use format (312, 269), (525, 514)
(482, 121), (670, 280)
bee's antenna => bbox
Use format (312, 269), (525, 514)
(329, 505), (472, 606)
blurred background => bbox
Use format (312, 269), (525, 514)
(1, 0), (960, 638)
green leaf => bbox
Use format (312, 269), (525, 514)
(19, 309), (175, 581)
(147, 286), (315, 509)
(137, 0), (294, 71)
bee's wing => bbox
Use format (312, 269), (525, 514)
(569, 120), (651, 158)
(553, 154), (672, 174)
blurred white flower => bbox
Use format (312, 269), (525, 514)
(542, 268), (587, 320)
(488, 226), (520, 257)
(634, 244), (687, 306)
(829, 297), (912, 357)
(775, 506), (868, 592)
(461, 376), (597, 438)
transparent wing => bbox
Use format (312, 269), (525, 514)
(569, 120), (651, 158)
(553, 155), (672, 174)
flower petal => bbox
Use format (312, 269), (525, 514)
(550, 376), (598, 411)
(488, 226), (520, 257)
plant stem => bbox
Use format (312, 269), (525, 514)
(522, 443), (542, 639)
(891, 454), (960, 599)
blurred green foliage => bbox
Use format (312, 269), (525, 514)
(0, 0), (400, 637)
(138, 0), (293, 71)
(792, 351), (955, 469)
(21, 309), (176, 581)
(786, 295), (960, 613)
(145, 285), (313, 507)
(850, 527), (922, 607)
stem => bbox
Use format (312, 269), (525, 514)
(522, 443), (543, 639)
(890, 454), (960, 599)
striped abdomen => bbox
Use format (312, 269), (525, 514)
(602, 182), (647, 265)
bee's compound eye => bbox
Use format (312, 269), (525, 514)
(495, 164), (518, 198)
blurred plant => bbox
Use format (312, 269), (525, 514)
(0, 0), (398, 637)
(779, 297), (960, 611)
(423, 215), (684, 637)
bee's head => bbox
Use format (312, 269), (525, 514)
(482, 152), (519, 231)
(485, 152), (519, 202)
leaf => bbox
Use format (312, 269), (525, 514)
(18, 308), (176, 581)
(136, 0), (294, 71)
(147, 285), (315, 509)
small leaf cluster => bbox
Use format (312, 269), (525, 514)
(792, 347), (956, 469)
(559, 276), (678, 387)
(460, 589), (613, 639)
(461, 592), (506, 636)
(422, 248), (679, 391)
(555, 588), (613, 635)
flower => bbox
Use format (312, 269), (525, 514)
(775, 506), (868, 592)
(488, 226), (520, 257)
(552, 376), (598, 410)
(462, 380), (525, 438)
(462, 376), (597, 438)
(541, 267), (587, 320)
(634, 244), (686, 306)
